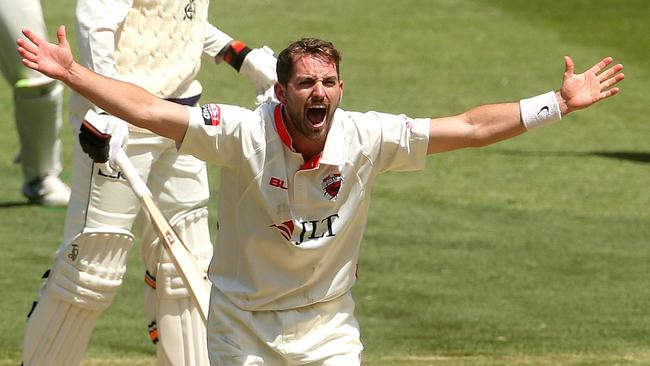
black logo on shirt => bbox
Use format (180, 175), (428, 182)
(271, 214), (340, 245)
(97, 168), (124, 180)
(184, 0), (195, 20)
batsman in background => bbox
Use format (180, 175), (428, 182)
(20, 0), (277, 365)
(0, 0), (70, 206)
(18, 27), (624, 365)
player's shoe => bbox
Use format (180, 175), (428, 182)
(22, 175), (71, 206)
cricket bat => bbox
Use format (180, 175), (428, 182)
(115, 149), (211, 324)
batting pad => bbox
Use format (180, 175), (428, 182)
(22, 230), (134, 366)
(14, 81), (63, 181)
(154, 287), (209, 366)
(142, 207), (212, 366)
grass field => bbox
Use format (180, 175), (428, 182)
(1, 0), (649, 365)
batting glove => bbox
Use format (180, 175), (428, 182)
(79, 110), (129, 175)
(224, 41), (278, 104)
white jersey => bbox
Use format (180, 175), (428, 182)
(180, 102), (430, 311)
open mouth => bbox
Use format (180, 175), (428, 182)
(306, 105), (327, 127)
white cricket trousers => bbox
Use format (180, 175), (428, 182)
(208, 288), (364, 365)
(64, 131), (211, 240)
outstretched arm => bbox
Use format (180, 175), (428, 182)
(426, 56), (624, 155)
(17, 25), (189, 143)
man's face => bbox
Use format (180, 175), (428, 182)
(275, 55), (344, 144)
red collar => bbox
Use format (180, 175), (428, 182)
(274, 105), (321, 170)
(274, 105), (294, 151)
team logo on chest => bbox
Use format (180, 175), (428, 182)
(184, 0), (196, 20)
(321, 173), (343, 200)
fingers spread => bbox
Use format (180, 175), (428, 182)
(16, 38), (38, 56)
(588, 56), (613, 75)
(20, 57), (39, 70)
(600, 87), (620, 100)
(602, 72), (625, 90)
(598, 63), (624, 82)
(21, 28), (42, 46)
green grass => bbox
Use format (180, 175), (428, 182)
(1, 0), (648, 365)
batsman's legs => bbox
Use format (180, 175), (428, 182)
(22, 140), (148, 365)
(139, 145), (213, 366)
(141, 208), (212, 366)
(22, 230), (134, 366)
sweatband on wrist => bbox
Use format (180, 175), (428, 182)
(519, 91), (562, 130)
(223, 41), (252, 72)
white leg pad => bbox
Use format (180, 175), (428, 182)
(22, 230), (134, 366)
(14, 81), (64, 181)
(141, 207), (212, 366)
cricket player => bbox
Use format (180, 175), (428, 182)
(19, 0), (276, 364)
(0, 0), (70, 206)
(18, 27), (624, 365)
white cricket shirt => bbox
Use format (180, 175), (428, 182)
(180, 102), (430, 311)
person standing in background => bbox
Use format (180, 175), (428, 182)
(0, 0), (70, 206)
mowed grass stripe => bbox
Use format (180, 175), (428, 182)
(365, 350), (650, 366)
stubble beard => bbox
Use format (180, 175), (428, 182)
(285, 105), (330, 142)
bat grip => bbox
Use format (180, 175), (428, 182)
(114, 149), (152, 198)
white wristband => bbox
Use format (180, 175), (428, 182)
(519, 91), (562, 130)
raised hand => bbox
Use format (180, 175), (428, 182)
(16, 25), (74, 81)
(560, 56), (624, 114)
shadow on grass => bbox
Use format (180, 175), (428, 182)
(489, 150), (650, 164)
(0, 201), (67, 209)
(592, 151), (650, 164)
(0, 201), (32, 208)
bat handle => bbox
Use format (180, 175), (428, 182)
(114, 149), (151, 198)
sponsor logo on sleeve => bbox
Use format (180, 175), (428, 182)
(201, 104), (221, 126)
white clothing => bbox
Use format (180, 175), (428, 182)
(208, 287), (363, 365)
(181, 102), (430, 311)
(0, 0), (48, 82)
(69, 0), (234, 131)
(0, 0), (66, 185)
(22, 0), (234, 364)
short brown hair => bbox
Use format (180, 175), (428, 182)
(277, 38), (342, 86)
